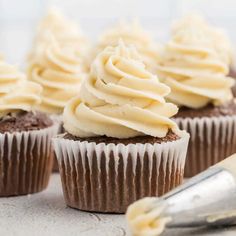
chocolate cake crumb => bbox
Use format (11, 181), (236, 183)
(175, 100), (236, 119)
(63, 129), (180, 145)
(0, 111), (53, 133)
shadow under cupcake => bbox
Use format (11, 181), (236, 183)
(0, 61), (58, 196)
(53, 41), (189, 213)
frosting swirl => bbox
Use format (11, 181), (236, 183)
(37, 8), (79, 38)
(172, 14), (232, 66)
(157, 16), (234, 109)
(28, 37), (86, 114)
(0, 61), (42, 117)
(95, 21), (161, 73)
(29, 9), (89, 64)
(63, 41), (178, 138)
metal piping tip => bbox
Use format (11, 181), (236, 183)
(126, 155), (236, 235)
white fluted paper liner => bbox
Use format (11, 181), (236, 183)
(50, 114), (63, 131)
(53, 131), (189, 213)
(175, 115), (236, 177)
(0, 123), (59, 196)
(49, 114), (63, 171)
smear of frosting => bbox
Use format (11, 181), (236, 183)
(95, 20), (162, 73)
(63, 40), (179, 138)
(126, 197), (171, 236)
(0, 61), (42, 117)
(28, 37), (86, 114)
(157, 14), (234, 109)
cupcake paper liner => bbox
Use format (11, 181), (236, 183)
(50, 114), (63, 172)
(0, 123), (59, 196)
(50, 114), (63, 125)
(175, 115), (236, 177)
(53, 132), (189, 213)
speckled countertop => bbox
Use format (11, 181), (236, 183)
(0, 174), (235, 236)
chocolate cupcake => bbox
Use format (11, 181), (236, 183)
(28, 17), (89, 171)
(158, 15), (235, 177)
(53, 41), (189, 213)
(0, 61), (58, 196)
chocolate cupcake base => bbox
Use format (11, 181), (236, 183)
(175, 102), (236, 177)
(0, 124), (58, 196)
(53, 131), (189, 213)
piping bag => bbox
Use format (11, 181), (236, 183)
(126, 154), (236, 235)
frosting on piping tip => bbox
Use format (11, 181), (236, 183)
(126, 197), (171, 236)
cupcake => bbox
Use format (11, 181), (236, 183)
(53, 41), (189, 213)
(28, 9), (90, 171)
(0, 61), (58, 196)
(157, 15), (235, 177)
(28, 35), (87, 171)
(94, 20), (161, 73)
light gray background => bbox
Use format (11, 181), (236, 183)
(0, 0), (236, 63)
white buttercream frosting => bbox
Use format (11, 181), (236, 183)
(63, 41), (179, 138)
(94, 20), (161, 73)
(28, 37), (86, 114)
(158, 14), (234, 109)
(0, 61), (42, 117)
(28, 8), (90, 67)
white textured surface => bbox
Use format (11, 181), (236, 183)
(0, 174), (236, 236)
